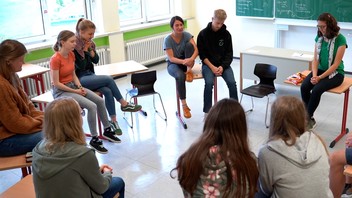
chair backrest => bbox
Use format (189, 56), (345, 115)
(254, 63), (277, 87)
(131, 70), (157, 95)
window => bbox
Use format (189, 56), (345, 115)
(0, 0), (91, 43)
(118, 0), (174, 27)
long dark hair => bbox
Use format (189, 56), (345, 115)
(173, 98), (258, 198)
(317, 12), (340, 39)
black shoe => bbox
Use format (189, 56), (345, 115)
(103, 128), (122, 143)
(89, 136), (108, 154)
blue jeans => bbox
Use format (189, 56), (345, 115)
(0, 131), (42, 157)
(301, 69), (344, 118)
(102, 177), (125, 198)
(167, 42), (195, 100)
(202, 64), (238, 113)
(79, 72), (124, 117)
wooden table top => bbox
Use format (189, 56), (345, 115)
(17, 64), (50, 79)
(0, 154), (31, 171)
(95, 60), (148, 78)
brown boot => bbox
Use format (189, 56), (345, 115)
(186, 70), (193, 82)
(182, 105), (191, 118)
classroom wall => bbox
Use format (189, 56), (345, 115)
(26, 0), (352, 72)
(192, 0), (352, 72)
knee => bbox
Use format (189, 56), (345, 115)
(113, 177), (125, 189)
(176, 73), (186, 82)
(85, 103), (97, 111)
(329, 150), (346, 168)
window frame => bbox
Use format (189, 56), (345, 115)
(16, 0), (92, 45)
(118, 0), (174, 27)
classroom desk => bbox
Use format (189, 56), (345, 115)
(17, 64), (50, 96)
(95, 60), (148, 77)
(285, 70), (352, 148)
(240, 46), (314, 90)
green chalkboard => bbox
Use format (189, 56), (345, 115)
(236, 0), (274, 18)
(275, 0), (352, 22)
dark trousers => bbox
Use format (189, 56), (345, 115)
(300, 69), (344, 118)
(167, 42), (195, 100)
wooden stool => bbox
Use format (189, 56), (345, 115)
(0, 175), (35, 198)
(31, 91), (106, 139)
(0, 154), (31, 178)
(285, 70), (352, 148)
(175, 64), (218, 129)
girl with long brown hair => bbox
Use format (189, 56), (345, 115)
(0, 39), (43, 157)
(173, 98), (258, 197)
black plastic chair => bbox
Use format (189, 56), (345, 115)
(240, 63), (277, 128)
(124, 70), (167, 128)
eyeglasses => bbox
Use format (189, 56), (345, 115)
(317, 25), (327, 29)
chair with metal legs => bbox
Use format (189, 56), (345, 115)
(124, 70), (167, 128)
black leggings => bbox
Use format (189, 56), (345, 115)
(300, 69), (344, 118)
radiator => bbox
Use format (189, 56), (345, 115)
(25, 47), (110, 98)
(125, 33), (168, 66)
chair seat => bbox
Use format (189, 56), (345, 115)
(127, 88), (158, 98)
(241, 84), (276, 98)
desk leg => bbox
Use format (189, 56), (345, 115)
(330, 89), (350, 148)
(34, 75), (45, 110)
(22, 79), (28, 95)
(21, 167), (29, 178)
(175, 83), (187, 129)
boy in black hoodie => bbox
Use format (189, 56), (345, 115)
(197, 9), (238, 115)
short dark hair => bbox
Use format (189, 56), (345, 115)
(170, 16), (184, 28)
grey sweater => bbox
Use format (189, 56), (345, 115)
(258, 131), (333, 198)
(32, 141), (112, 198)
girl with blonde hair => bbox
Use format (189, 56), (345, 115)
(32, 97), (125, 198)
(50, 30), (120, 154)
(257, 96), (332, 198)
(74, 18), (141, 134)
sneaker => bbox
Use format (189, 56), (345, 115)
(307, 117), (317, 131)
(89, 136), (108, 154)
(110, 121), (123, 136)
(121, 103), (142, 112)
(342, 183), (352, 197)
(103, 127), (121, 143)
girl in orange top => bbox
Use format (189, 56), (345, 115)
(50, 30), (120, 154)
